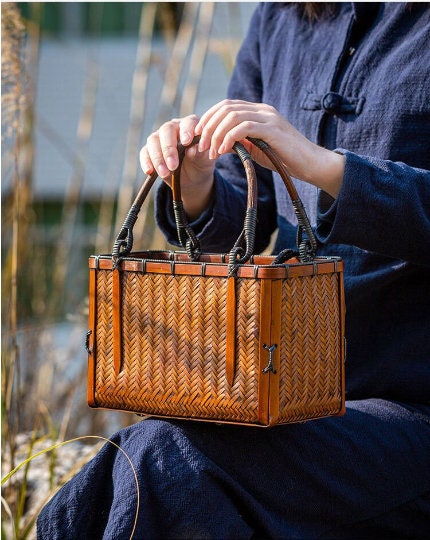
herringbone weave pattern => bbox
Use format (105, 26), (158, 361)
(278, 273), (343, 423)
(94, 270), (262, 423)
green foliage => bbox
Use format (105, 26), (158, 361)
(17, 2), (184, 38)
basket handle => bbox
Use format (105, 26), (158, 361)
(112, 136), (317, 265)
(171, 137), (259, 270)
(112, 136), (258, 269)
(247, 137), (317, 262)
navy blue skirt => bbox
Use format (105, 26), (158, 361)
(37, 399), (430, 539)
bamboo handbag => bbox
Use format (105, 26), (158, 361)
(86, 137), (346, 427)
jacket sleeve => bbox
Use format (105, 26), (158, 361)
(316, 150), (430, 267)
(155, 4), (278, 254)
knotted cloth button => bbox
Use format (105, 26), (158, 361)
(301, 91), (364, 115)
(321, 92), (342, 113)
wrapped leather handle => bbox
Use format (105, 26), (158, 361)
(171, 137), (258, 268)
(112, 137), (317, 266)
(247, 137), (317, 261)
(112, 136), (258, 270)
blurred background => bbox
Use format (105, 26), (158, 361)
(1, 2), (255, 537)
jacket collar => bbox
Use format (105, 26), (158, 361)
(353, 2), (382, 23)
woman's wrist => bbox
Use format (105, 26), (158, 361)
(181, 176), (215, 221)
(305, 144), (346, 198)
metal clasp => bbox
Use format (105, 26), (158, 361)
(85, 330), (92, 354)
(262, 343), (277, 374)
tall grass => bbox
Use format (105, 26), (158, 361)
(1, 3), (248, 537)
(2, 0), (35, 479)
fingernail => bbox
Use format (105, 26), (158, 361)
(142, 161), (152, 173)
(218, 143), (226, 154)
(158, 164), (170, 178)
(181, 131), (192, 145)
(166, 157), (177, 171)
(198, 139), (207, 153)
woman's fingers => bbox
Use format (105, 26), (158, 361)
(140, 115), (200, 179)
(195, 99), (249, 135)
(145, 131), (171, 179)
(139, 144), (154, 175)
(211, 114), (269, 156)
(158, 123), (181, 173)
(179, 114), (199, 145)
(195, 100), (279, 159)
(196, 100), (253, 153)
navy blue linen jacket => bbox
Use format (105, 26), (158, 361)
(156, 3), (430, 403)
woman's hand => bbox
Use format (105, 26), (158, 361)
(140, 101), (346, 221)
(139, 115), (215, 220)
(195, 99), (345, 198)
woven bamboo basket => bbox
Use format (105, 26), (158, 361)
(86, 138), (345, 426)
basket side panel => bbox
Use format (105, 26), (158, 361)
(93, 271), (262, 424)
(277, 272), (344, 423)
